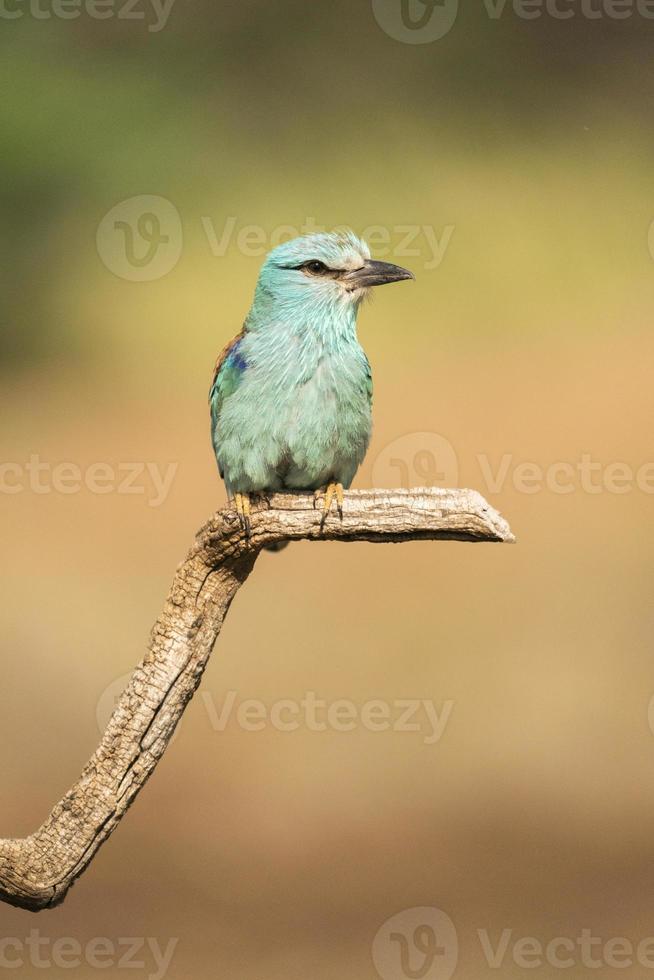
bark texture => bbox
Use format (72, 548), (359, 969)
(0, 488), (514, 912)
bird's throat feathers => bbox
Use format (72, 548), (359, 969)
(245, 279), (366, 352)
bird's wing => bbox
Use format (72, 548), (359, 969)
(209, 328), (246, 403)
(209, 328), (247, 477)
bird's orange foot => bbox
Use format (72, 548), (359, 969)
(316, 482), (344, 531)
(234, 492), (252, 537)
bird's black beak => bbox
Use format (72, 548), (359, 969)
(343, 259), (415, 290)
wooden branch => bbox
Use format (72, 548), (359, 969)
(0, 488), (514, 912)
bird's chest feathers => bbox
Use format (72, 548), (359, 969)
(247, 318), (369, 417)
(218, 309), (372, 490)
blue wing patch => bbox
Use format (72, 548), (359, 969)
(210, 329), (248, 478)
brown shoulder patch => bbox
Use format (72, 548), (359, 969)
(209, 326), (246, 401)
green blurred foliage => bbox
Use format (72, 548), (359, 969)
(1, 1), (653, 367)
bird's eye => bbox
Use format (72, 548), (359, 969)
(305, 260), (328, 275)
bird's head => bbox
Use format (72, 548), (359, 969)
(251, 230), (414, 319)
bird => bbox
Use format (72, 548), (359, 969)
(209, 230), (414, 541)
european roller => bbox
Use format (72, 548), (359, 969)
(209, 230), (413, 537)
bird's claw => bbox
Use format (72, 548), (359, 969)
(317, 482), (344, 531)
(335, 483), (344, 519)
(234, 492), (252, 538)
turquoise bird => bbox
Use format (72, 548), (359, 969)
(210, 230), (413, 535)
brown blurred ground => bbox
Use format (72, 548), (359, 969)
(1, 3), (654, 978)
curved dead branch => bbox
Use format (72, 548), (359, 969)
(0, 488), (514, 912)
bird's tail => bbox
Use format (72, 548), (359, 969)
(264, 541), (290, 553)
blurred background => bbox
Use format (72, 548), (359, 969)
(1, 2), (653, 977)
